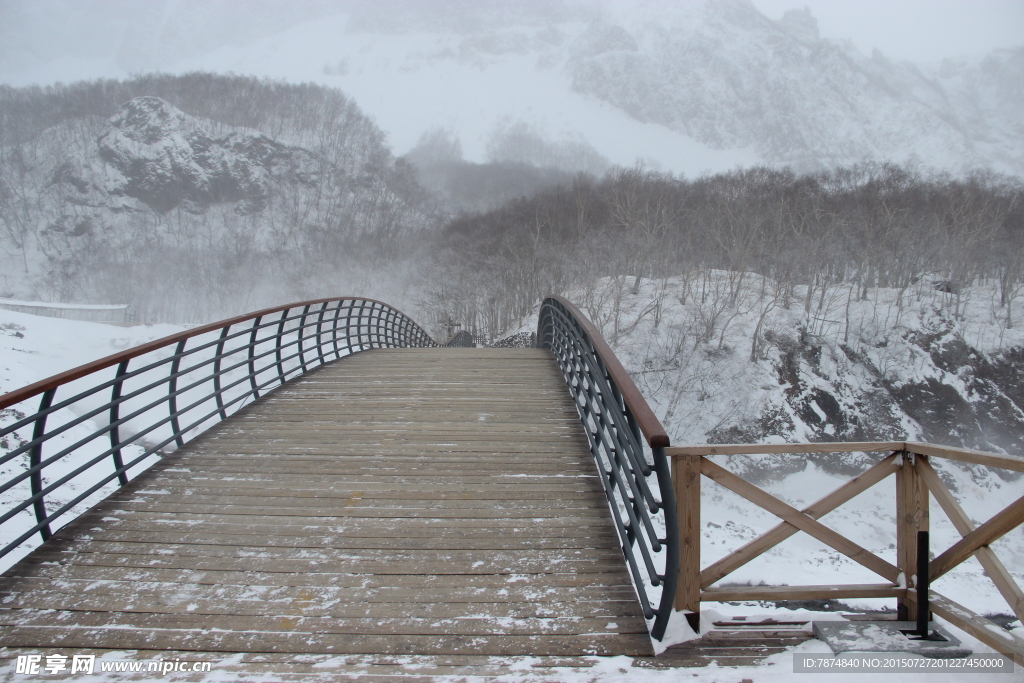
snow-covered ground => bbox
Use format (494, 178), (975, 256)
(1, 301), (1022, 681)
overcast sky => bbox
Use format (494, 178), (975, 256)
(752, 0), (1024, 63)
(1, 0), (1021, 87)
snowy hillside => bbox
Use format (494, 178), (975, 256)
(3, 0), (1021, 177)
(0, 80), (433, 323)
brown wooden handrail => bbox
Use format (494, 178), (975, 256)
(667, 441), (1024, 472)
(543, 295), (669, 448)
(0, 297), (424, 411)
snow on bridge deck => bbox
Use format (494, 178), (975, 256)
(0, 348), (654, 663)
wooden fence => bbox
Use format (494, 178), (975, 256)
(668, 441), (1024, 664)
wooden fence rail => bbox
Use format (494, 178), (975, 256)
(667, 441), (1024, 664)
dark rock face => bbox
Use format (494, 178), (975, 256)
(96, 96), (316, 213)
(894, 332), (1024, 455)
(707, 322), (1024, 483)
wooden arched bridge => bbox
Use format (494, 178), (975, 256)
(0, 297), (1022, 677)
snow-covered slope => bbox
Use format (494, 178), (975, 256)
(48, 96), (324, 215)
(0, 311), (186, 568)
(0, 86), (432, 322)
(0, 309), (184, 395)
(3, 0), (1020, 177)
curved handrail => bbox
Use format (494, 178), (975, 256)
(540, 298), (668, 448)
(537, 295), (679, 641)
(0, 297), (438, 564)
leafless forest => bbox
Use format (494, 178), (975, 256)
(1, 75), (1022, 345)
(429, 164), (1024, 343)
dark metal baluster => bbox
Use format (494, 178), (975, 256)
(651, 446), (680, 641)
(212, 326), (229, 421)
(109, 361), (130, 486)
(168, 339), (187, 449)
(275, 309), (288, 384)
(30, 388), (56, 541)
(315, 302), (329, 366)
(356, 300), (368, 352)
(385, 306), (398, 347)
(396, 314), (408, 346)
(297, 304), (311, 374)
(248, 315), (263, 400)
(368, 302), (379, 349)
(343, 299), (357, 355)
(376, 304), (387, 347)
(376, 302), (387, 348)
(331, 299), (344, 359)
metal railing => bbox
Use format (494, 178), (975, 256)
(537, 295), (678, 641)
(0, 297), (441, 565)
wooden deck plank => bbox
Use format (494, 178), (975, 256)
(2, 564), (637, 589)
(0, 348), (653, 660)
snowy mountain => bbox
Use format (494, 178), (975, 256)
(565, 3), (1024, 173)
(0, 79), (434, 322)
(2, 0), (1020, 177)
(57, 96), (321, 214)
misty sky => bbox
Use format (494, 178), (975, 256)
(0, 0), (1020, 175)
(752, 0), (1024, 62)
(1, 0), (1021, 86)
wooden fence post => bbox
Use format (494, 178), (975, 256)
(673, 454), (701, 631)
(896, 449), (929, 621)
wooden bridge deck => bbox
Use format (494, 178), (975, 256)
(0, 348), (654, 663)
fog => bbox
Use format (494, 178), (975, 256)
(2, 1), (1021, 177)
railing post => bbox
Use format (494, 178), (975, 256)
(356, 300), (368, 352)
(109, 360), (130, 486)
(896, 448), (929, 621)
(331, 299), (344, 360)
(30, 388), (56, 541)
(673, 453), (702, 631)
(297, 304), (311, 375)
(212, 326), (229, 421)
(343, 300), (357, 355)
(168, 339), (187, 449)
(315, 302), (328, 367)
(248, 315), (263, 400)
(275, 310), (287, 384)
(652, 446), (679, 641)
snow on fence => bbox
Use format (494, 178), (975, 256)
(0, 298), (135, 325)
